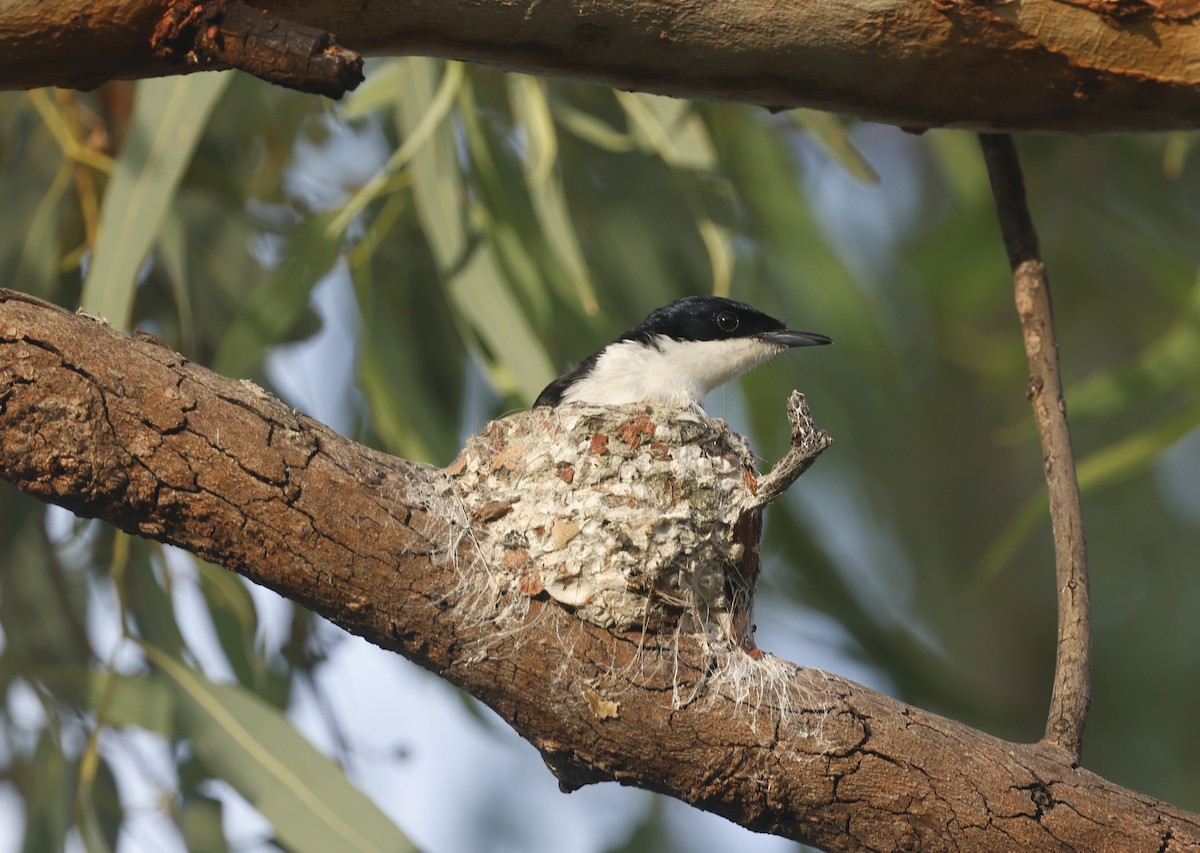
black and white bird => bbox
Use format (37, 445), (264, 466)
(534, 296), (831, 410)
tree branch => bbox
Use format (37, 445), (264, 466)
(1, 0), (1198, 131)
(149, 0), (363, 98)
(749, 391), (832, 509)
(1, 289), (1195, 850)
(979, 134), (1092, 763)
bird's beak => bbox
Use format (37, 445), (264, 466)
(759, 329), (833, 348)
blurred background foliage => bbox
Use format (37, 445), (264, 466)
(1, 57), (1199, 852)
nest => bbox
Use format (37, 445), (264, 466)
(444, 402), (784, 649)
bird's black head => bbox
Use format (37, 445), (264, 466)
(534, 295), (831, 408)
(623, 296), (832, 349)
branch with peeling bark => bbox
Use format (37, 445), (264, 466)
(1, 288), (1197, 852)
(150, 0), (363, 98)
(1, 0), (1198, 130)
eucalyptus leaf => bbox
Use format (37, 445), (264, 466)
(123, 540), (187, 659)
(555, 103), (636, 152)
(196, 559), (261, 689)
(81, 72), (232, 329)
(998, 273), (1200, 444)
(978, 397), (1200, 585)
(0, 513), (89, 676)
(400, 57), (555, 402)
(149, 648), (419, 853)
(330, 60), (464, 236)
(77, 757), (122, 853)
(181, 794), (233, 853)
(788, 109), (880, 184)
(457, 77), (554, 317)
(213, 211), (343, 378)
(508, 75), (600, 315)
(15, 163), (71, 294)
(352, 246), (465, 464)
(616, 91), (715, 172)
(21, 730), (75, 853)
(156, 208), (196, 354)
(88, 671), (176, 735)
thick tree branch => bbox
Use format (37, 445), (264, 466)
(1, 0), (1198, 131)
(2, 289), (1197, 850)
(980, 135), (1092, 763)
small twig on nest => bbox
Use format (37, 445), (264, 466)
(749, 391), (832, 509)
(151, 0), (364, 99)
(979, 133), (1091, 763)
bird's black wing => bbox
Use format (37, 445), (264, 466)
(534, 352), (602, 407)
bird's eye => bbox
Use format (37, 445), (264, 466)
(715, 311), (739, 332)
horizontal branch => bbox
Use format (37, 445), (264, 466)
(150, 0), (363, 98)
(2, 288), (1199, 851)
(1, 0), (1198, 131)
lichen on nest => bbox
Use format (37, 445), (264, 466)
(442, 403), (766, 648)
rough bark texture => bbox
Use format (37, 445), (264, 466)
(1, 0), (1199, 131)
(148, 0), (363, 98)
(3, 287), (1200, 852)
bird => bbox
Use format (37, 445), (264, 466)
(534, 295), (831, 410)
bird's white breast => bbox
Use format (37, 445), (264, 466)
(559, 335), (782, 408)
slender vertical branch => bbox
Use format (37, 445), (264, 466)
(979, 133), (1091, 762)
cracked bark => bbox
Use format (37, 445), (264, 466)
(3, 288), (1199, 852)
(1, 0), (1198, 131)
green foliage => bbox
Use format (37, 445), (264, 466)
(80, 74), (232, 330)
(1, 58), (1198, 850)
(149, 648), (417, 853)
